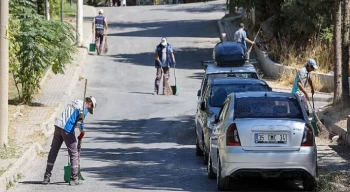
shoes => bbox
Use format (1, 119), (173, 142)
(69, 178), (82, 186)
(153, 91), (158, 95)
(42, 174), (50, 185)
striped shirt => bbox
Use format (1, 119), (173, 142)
(54, 100), (88, 134)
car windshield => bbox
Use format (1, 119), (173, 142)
(208, 73), (258, 79)
(234, 97), (304, 119)
(210, 84), (269, 107)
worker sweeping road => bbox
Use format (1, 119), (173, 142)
(153, 37), (176, 95)
(42, 96), (97, 185)
(291, 58), (318, 115)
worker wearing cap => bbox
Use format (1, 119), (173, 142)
(92, 9), (108, 55)
(154, 37), (176, 95)
(43, 96), (97, 185)
(292, 58), (318, 115)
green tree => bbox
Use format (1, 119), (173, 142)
(10, 0), (76, 103)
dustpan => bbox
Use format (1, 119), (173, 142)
(64, 162), (85, 182)
(171, 66), (179, 95)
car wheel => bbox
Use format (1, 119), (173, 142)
(196, 137), (203, 156)
(203, 141), (208, 165)
(217, 158), (230, 191)
(302, 176), (316, 191)
(207, 153), (216, 179)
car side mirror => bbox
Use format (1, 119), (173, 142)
(200, 101), (206, 111)
(197, 90), (201, 97)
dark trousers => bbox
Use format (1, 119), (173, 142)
(95, 30), (104, 54)
(154, 67), (170, 95)
(45, 126), (79, 179)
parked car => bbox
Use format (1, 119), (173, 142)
(208, 92), (317, 191)
(195, 78), (272, 165)
(197, 62), (259, 100)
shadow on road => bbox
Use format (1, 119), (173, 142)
(108, 19), (220, 38)
(109, 47), (213, 71)
(153, 3), (225, 14)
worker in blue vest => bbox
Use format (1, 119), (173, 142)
(92, 9), (108, 55)
(154, 37), (176, 95)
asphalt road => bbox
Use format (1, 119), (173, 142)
(9, 1), (327, 192)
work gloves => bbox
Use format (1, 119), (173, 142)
(78, 130), (85, 140)
(78, 122), (85, 140)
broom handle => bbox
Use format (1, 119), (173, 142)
(173, 66), (176, 85)
(247, 25), (262, 53)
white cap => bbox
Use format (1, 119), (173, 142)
(99, 9), (104, 14)
(161, 37), (167, 46)
(87, 96), (97, 114)
(307, 58), (318, 70)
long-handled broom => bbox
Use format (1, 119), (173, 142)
(77, 79), (88, 181)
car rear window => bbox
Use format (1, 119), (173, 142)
(234, 97), (304, 119)
(210, 84), (269, 107)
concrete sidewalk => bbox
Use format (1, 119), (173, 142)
(0, 6), (97, 191)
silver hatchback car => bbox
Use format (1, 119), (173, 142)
(208, 92), (317, 191)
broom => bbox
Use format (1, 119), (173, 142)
(161, 67), (173, 96)
(78, 79), (88, 181)
(103, 35), (108, 54)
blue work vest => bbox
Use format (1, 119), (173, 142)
(95, 16), (105, 30)
(155, 43), (173, 68)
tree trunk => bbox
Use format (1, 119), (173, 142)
(342, 0), (350, 107)
(334, 0), (343, 105)
(228, 0), (236, 15)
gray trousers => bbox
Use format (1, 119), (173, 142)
(45, 126), (79, 179)
(154, 67), (170, 94)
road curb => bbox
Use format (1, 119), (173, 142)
(318, 111), (350, 145)
(0, 143), (43, 192)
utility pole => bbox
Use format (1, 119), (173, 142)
(45, 0), (50, 20)
(60, 0), (63, 22)
(76, 0), (83, 46)
(0, 0), (9, 148)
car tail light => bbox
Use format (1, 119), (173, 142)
(227, 123), (241, 146)
(301, 124), (314, 146)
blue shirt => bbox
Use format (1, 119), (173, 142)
(234, 28), (247, 49)
(54, 100), (88, 134)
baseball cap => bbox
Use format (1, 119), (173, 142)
(307, 58), (318, 70)
(161, 37), (167, 46)
(99, 9), (103, 14)
(86, 96), (97, 114)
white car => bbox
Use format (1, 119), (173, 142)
(208, 92), (317, 191)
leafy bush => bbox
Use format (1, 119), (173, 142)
(9, 0), (77, 103)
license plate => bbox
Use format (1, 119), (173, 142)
(255, 133), (287, 144)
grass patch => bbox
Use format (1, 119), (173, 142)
(0, 140), (21, 159)
(317, 167), (350, 192)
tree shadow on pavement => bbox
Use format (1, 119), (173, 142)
(80, 115), (305, 191)
(87, 115), (195, 145)
(153, 3), (225, 14)
(109, 47), (213, 70)
(108, 19), (220, 38)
